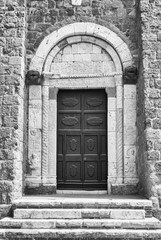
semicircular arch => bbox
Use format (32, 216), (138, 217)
(29, 22), (133, 73)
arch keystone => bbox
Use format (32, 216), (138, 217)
(73, 22), (88, 34)
(86, 23), (97, 34)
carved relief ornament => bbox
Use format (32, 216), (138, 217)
(124, 66), (138, 84)
(26, 70), (42, 85)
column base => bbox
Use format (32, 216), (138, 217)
(24, 176), (56, 195)
(111, 183), (138, 195)
(24, 184), (56, 195)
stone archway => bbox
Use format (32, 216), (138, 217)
(30, 22), (132, 73)
(26, 23), (138, 194)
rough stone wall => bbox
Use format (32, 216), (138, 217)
(0, 0), (26, 216)
(26, 0), (137, 68)
(137, 0), (161, 208)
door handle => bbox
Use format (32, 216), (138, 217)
(84, 157), (87, 160)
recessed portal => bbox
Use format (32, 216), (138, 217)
(57, 89), (107, 190)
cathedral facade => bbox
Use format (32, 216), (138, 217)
(0, 0), (161, 221)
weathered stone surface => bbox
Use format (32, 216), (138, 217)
(1, 228), (161, 239)
(0, 205), (12, 220)
(111, 184), (138, 195)
(14, 208), (145, 220)
(0, 0), (26, 207)
(137, 0), (161, 210)
(0, 217), (161, 229)
(12, 197), (153, 209)
(26, 70), (41, 85)
(124, 146), (137, 179)
(124, 66), (138, 84)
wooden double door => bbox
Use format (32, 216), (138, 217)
(57, 89), (107, 190)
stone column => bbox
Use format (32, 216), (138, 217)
(25, 71), (42, 193)
(115, 75), (123, 184)
(27, 85), (42, 187)
(105, 87), (117, 194)
(124, 85), (138, 184)
(41, 74), (57, 193)
(122, 66), (138, 194)
(48, 87), (58, 191)
(41, 79), (49, 184)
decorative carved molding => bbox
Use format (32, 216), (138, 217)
(124, 147), (137, 177)
(86, 98), (103, 107)
(124, 66), (138, 84)
(26, 154), (37, 175)
(70, 139), (77, 151)
(43, 72), (121, 79)
(70, 165), (77, 177)
(62, 116), (78, 126)
(26, 70), (42, 85)
(62, 98), (78, 107)
(87, 117), (103, 126)
(116, 108), (123, 181)
(87, 139), (95, 151)
(87, 165), (95, 177)
(42, 86), (49, 177)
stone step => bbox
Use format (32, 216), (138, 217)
(0, 217), (161, 229)
(14, 208), (145, 220)
(0, 229), (161, 239)
(13, 197), (152, 210)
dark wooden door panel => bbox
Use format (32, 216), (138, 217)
(84, 135), (98, 154)
(57, 89), (107, 190)
(58, 113), (81, 130)
(84, 113), (107, 130)
(66, 162), (81, 181)
(66, 135), (81, 154)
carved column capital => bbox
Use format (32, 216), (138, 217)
(123, 66), (138, 84)
(26, 70), (42, 85)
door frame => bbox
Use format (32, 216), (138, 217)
(42, 73), (123, 194)
(26, 23), (138, 194)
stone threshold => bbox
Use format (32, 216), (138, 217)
(21, 194), (147, 199)
(56, 190), (107, 195)
(13, 195), (152, 209)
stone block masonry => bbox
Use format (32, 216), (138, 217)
(1, 0), (161, 228)
(0, 0), (26, 214)
(26, 0), (137, 67)
(137, 0), (161, 210)
(50, 42), (116, 75)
